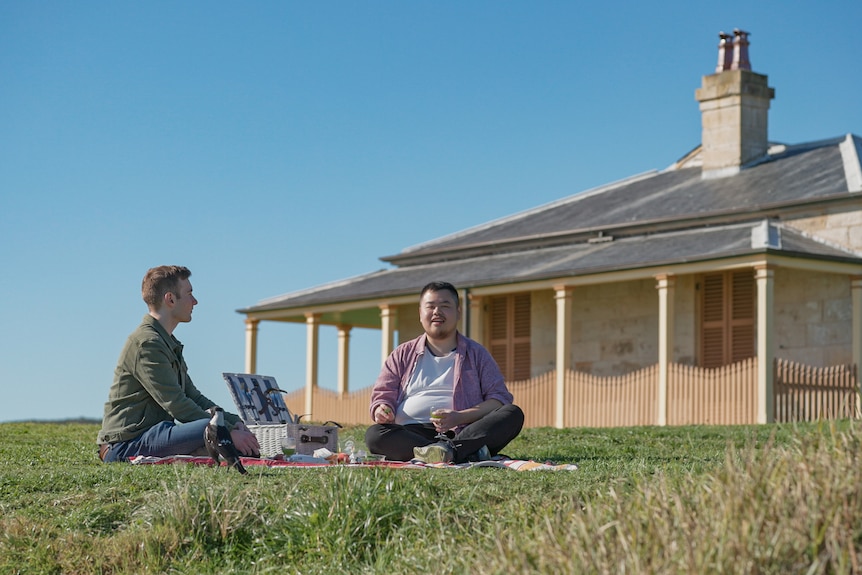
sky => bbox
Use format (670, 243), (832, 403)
(2, 1), (861, 423)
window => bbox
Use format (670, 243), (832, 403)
(487, 293), (531, 381)
(699, 270), (755, 367)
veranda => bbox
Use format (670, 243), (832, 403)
(281, 358), (859, 428)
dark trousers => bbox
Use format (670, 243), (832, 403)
(365, 404), (524, 463)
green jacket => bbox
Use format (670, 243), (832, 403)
(97, 315), (240, 444)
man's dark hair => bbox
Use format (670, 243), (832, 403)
(142, 265), (191, 309)
(420, 281), (460, 307)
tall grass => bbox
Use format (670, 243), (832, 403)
(0, 421), (859, 574)
(487, 423), (862, 574)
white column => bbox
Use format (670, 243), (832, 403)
(755, 265), (775, 423)
(656, 274), (675, 426)
(468, 294), (485, 344)
(244, 318), (259, 374)
(305, 313), (320, 417)
(554, 286), (574, 429)
(379, 305), (397, 367)
(337, 325), (352, 397)
(852, 276), (862, 418)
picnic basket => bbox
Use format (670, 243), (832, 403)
(222, 372), (340, 457)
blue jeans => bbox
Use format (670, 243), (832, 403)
(103, 419), (210, 462)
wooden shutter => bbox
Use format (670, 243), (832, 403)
(701, 274), (726, 368)
(489, 296), (510, 378)
(730, 271), (755, 362)
(487, 293), (532, 381)
(699, 271), (755, 367)
(512, 294), (532, 380)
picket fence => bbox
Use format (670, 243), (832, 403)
(774, 358), (857, 422)
(281, 358), (858, 428)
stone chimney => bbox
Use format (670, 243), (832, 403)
(695, 29), (775, 179)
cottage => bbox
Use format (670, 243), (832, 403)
(239, 30), (862, 428)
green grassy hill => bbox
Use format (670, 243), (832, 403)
(1, 421), (859, 574)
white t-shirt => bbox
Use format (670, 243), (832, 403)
(395, 348), (455, 425)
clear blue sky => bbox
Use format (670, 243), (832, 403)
(2, 2), (860, 423)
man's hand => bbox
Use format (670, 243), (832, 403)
(433, 399), (503, 432)
(230, 428), (260, 457)
(373, 404), (395, 424)
(430, 409), (462, 432)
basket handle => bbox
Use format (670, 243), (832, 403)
(299, 433), (331, 445)
(264, 387), (300, 423)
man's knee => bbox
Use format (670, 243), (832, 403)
(364, 424), (386, 451)
(509, 404), (524, 422)
(497, 404), (525, 426)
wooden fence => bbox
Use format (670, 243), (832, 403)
(510, 362), (754, 427)
(668, 358), (757, 425)
(282, 386), (373, 426)
(508, 371), (556, 428)
(564, 366), (658, 428)
(774, 358), (858, 422)
(279, 357), (858, 428)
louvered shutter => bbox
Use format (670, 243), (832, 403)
(512, 294), (532, 381)
(700, 271), (755, 367)
(488, 296), (510, 377)
(730, 270), (755, 362)
(487, 293), (532, 381)
(701, 274), (726, 368)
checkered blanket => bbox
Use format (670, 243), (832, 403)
(128, 455), (578, 471)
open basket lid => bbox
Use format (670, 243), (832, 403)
(221, 372), (299, 425)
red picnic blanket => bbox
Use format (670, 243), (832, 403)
(128, 455), (578, 471)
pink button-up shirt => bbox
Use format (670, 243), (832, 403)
(369, 332), (513, 430)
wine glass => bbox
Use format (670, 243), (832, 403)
(430, 406), (449, 443)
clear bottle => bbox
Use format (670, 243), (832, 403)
(343, 439), (355, 463)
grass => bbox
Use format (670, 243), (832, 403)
(0, 420), (860, 574)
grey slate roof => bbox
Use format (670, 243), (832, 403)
(240, 134), (862, 315)
(240, 222), (859, 313)
(387, 136), (858, 264)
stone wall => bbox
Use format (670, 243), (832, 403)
(526, 269), (851, 378)
(774, 268), (853, 366)
(787, 207), (862, 253)
(391, 267), (854, 379)
(571, 278), (658, 376)
(530, 277), (696, 378)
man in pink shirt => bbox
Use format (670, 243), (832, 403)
(366, 281), (524, 463)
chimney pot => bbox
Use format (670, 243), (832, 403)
(715, 32), (733, 73)
(731, 28), (751, 71)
